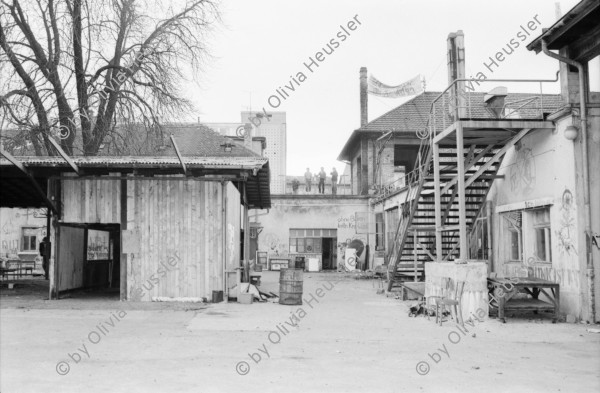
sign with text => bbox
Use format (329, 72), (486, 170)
(355, 212), (368, 234)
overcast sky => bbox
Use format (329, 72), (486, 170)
(187, 0), (580, 175)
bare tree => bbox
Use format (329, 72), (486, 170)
(0, 0), (219, 155)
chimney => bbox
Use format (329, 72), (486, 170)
(447, 31), (466, 118)
(360, 67), (368, 127)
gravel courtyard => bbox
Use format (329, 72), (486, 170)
(1, 273), (599, 393)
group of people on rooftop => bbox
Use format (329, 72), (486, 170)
(291, 167), (338, 195)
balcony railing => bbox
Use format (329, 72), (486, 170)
(373, 73), (562, 199)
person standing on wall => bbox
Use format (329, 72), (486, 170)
(331, 167), (338, 195)
(304, 168), (313, 192)
(318, 167), (327, 194)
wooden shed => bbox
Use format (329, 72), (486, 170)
(0, 126), (271, 301)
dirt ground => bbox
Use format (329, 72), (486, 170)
(1, 272), (599, 393)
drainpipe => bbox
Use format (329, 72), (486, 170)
(222, 181), (227, 297)
(541, 39), (594, 323)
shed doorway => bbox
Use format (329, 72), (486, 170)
(56, 223), (120, 299)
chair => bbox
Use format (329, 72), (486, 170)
(434, 278), (466, 326)
(425, 278), (446, 321)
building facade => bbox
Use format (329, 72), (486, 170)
(241, 111), (287, 194)
(255, 196), (372, 271)
(347, 2), (599, 322)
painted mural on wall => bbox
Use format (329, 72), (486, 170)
(0, 208), (47, 257)
(509, 147), (536, 195)
(337, 214), (367, 270)
(555, 189), (577, 256)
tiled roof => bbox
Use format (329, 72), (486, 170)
(337, 90), (563, 160)
(358, 91), (440, 133)
(1, 123), (260, 159)
(162, 124), (261, 158)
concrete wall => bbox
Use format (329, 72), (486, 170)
(256, 196), (372, 270)
(487, 125), (586, 320)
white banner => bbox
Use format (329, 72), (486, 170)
(368, 74), (424, 98)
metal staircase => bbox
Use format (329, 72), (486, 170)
(385, 78), (559, 291)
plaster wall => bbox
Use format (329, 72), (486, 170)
(0, 208), (47, 259)
(487, 125), (584, 319)
(257, 197), (372, 270)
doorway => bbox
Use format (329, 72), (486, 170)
(321, 238), (336, 270)
(56, 223), (120, 299)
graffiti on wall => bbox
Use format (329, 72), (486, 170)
(506, 264), (580, 291)
(555, 189), (577, 255)
(337, 215), (356, 229)
(509, 147), (536, 195)
(1, 208), (49, 255)
(262, 233), (288, 256)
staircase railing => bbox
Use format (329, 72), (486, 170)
(385, 126), (433, 290)
(384, 75), (561, 290)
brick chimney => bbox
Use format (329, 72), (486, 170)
(447, 31), (466, 118)
(360, 67), (368, 127)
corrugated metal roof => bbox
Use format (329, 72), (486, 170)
(0, 155), (267, 168)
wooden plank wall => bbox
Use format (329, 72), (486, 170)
(226, 182), (241, 271)
(59, 176), (241, 301)
(58, 225), (85, 291)
(62, 174), (121, 223)
(125, 178), (240, 301)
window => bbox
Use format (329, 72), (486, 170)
(532, 208), (551, 262)
(289, 238), (322, 254)
(289, 229), (332, 254)
(21, 227), (38, 251)
(375, 213), (385, 250)
(394, 145), (420, 174)
(503, 211), (522, 262)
